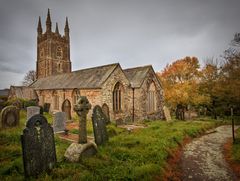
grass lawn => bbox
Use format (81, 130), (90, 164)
(232, 128), (240, 163)
(0, 110), (220, 180)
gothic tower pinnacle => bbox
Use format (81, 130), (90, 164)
(64, 17), (69, 39)
(36, 9), (72, 79)
(55, 22), (59, 34)
(46, 8), (52, 33)
(37, 16), (42, 36)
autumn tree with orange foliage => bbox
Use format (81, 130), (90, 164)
(158, 56), (210, 120)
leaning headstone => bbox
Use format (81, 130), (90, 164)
(21, 114), (56, 177)
(163, 106), (172, 122)
(0, 105), (19, 128)
(92, 105), (108, 146)
(27, 106), (40, 120)
(53, 112), (66, 133)
(64, 96), (97, 162)
(64, 142), (97, 162)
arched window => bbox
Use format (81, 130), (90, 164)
(113, 82), (123, 112)
(53, 91), (59, 110)
(147, 82), (156, 113)
(72, 89), (80, 105)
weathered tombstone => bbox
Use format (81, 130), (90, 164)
(39, 106), (44, 115)
(163, 106), (172, 122)
(64, 96), (97, 162)
(43, 103), (50, 113)
(27, 106), (40, 120)
(74, 96), (91, 144)
(21, 114), (56, 177)
(102, 103), (110, 124)
(92, 105), (108, 145)
(0, 105), (19, 128)
(53, 112), (66, 133)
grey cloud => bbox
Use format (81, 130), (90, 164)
(0, 0), (240, 89)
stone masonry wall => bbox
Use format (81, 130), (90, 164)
(136, 69), (165, 120)
(36, 89), (101, 119)
(101, 65), (132, 122)
(35, 67), (164, 122)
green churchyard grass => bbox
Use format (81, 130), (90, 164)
(0, 110), (220, 180)
(232, 128), (240, 163)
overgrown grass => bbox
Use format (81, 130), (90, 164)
(232, 128), (240, 163)
(0, 111), (219, 180)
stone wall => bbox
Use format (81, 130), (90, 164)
(37, 89), (101, 119)
(134, 69), (165, 120)
(35, 66), (164, 122)
(101, 65), (132, 122)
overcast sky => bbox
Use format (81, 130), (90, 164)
(0, 0), (239, 89)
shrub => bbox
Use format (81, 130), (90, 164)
(23, 99), (37, 108)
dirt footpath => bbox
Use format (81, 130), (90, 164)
(180, 125), (239, 181)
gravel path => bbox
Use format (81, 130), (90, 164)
(180, 125), (238, 181)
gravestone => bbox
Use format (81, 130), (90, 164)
(43, 103), (50, 113)
(0, 105), (19, 128)
(21, 114), (56, 177)
(64, 96), (97, 162)
(163, 106), (172, 122)
(27, 106), (40, 120)
(92, 105), (108, 145)
(102, 103), (110, 124)
(74, 96), (91, 144)
(53, 112), (66, 133)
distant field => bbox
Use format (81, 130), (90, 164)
(0, 110), (220, 180)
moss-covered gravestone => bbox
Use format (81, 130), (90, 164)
(0, 105), (19, 128)
(64, 96), (97, 162)
(92, 105), (108, 146)
(21, 114), (56, 177)
(74, 96), (92, 144)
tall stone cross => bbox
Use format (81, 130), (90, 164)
(74, 96), (91, 144)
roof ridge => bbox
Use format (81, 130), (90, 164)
(72, 63), (119, 73)
(123, 64), (152, 71)
(35, 63), (120, 81)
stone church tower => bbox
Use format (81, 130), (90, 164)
(36, 9), (71, 79)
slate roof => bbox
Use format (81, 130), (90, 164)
(0, 89), (9, 97)
(9, 86), (37, 99)
(30, 63), (119, 90)
(123, 65), (152, 88)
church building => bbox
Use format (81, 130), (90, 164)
(30, 10), (165, 122)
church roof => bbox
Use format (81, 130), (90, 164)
(0, 89), (9, 97)
(123, 65), (152, 88)
(9, 86), (37, 99)
(30, 63), (119, 90)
